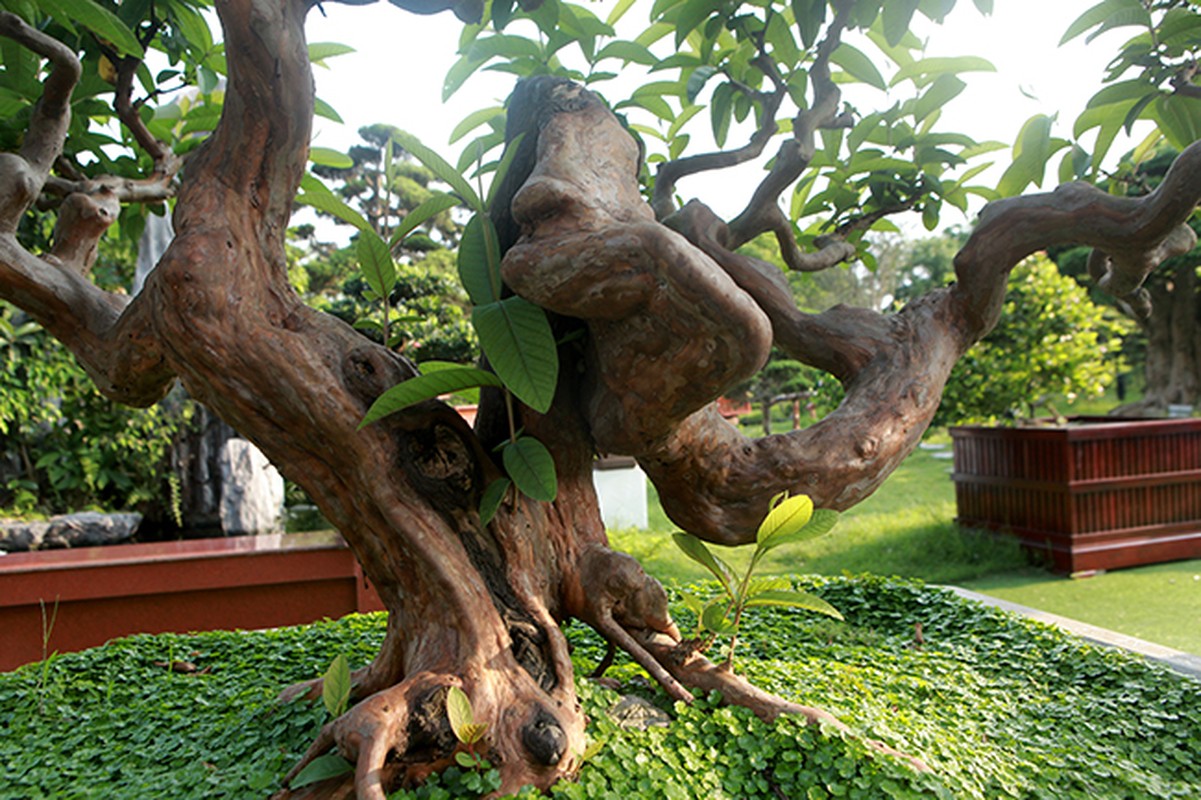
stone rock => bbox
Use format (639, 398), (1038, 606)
(0, 512), (142, 552)
(607, 695), (673, 730)
(218, 438), (285, 535)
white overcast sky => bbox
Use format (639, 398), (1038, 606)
(300, 0), (1138, 225)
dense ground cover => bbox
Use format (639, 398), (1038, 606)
(2, 576), (1198, 799)
(612, 444), (1201, 655)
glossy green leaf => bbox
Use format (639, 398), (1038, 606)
(308, 42), (356, 62)
(701, 601), (737, 634)
(485, 132), (525, 208)
(356, 230), (395, 301)
(450, 106), (504, 144)
(671, 533), (736, 595)
(313, 98), (343, 123)
(759, 504), (835, 547)
(686, 66), (719, 103)
(308, 147), (352, 170)
(359, 368), (503, 428)
(291, 754), (354, 789)
(295, 185), (373, 233)
(322, 654), (351, 718)
(881, 0), (920, 47)
(502, 436), (558, 502)
(710, 83), (734, 148)
(595, 40), (658, 65)
(446, 686), (476, 744)
(479, 478), (511, 526)
(674, 0), (715, 47)
(756, 494), (814, 548)
(473, 297), (558, 413)
(889, 56), (995, 87)
(1060, 0), (1145, 44)
(914, 74), (966, 123)
(830, 43), (887, 91)
(458, 215), (502, 306)
(1152, 95), (1201, 150)
(39, 0), (143, 56)
(390, 193), (460, 249)
(744, 589), (844, 620)
(392, 130), (481, 211)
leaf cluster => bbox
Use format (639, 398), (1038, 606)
(5, 576), (1200, 798)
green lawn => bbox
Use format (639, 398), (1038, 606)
(610, 442), (1201, 656)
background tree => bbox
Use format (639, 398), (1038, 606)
(0, 2), (1198, 799)
(935, 253), (1129, 425)
(1041, 0), (1201, 415)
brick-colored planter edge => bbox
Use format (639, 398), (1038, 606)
(0, 531), (383, 672)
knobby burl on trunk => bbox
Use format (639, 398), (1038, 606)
(1, 0), (1200, 797)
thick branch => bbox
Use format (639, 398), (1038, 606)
(0, 14), (172, 404)
(0, 13), (79, 177)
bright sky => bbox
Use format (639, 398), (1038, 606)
(301, 0), (1138, 226)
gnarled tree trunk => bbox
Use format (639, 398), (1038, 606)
(1, 1), (1200, 798)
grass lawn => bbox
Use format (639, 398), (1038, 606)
(610, 441), (1201, 656)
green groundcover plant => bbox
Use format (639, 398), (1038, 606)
(1, 575), (1198, 800)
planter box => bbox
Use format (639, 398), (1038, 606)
(951, 417), (1201, 574)
(0, 532), (383, 672)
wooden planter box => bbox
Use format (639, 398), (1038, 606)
(951, 417), (1201, 574)
(0, 532), (383, 672)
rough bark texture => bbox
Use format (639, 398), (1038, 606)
(2, 2), (1201, 798)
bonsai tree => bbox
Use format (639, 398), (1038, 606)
(0, 0), (1197, 797)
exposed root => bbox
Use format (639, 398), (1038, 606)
(281, 678), (419, 800)
(636, 628), (931, 772)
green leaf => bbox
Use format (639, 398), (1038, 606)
(502, 436), (558, 502)
(686, 65), (719, 103)
(1060, 0), (1146, 45)
(290, 754), (354, 789)
(595, 40), (658, 65)
(390, 193), (460, 249)
(701, 600), (737, 634)
(889, 56), (995, 87)
(914, 74), (966, 123)
(446, 686), (476, 744)
(1152, 96), (1201, 150)
(743, 589), (844, 620)
(756, 494), (814, 548)
(359, 368), (503, 428)
(473, 297), (559, 413)
(458, 214), (503, 306)
(881, 0), (920, 47)
(356, 230), (396, 300)
(479, 478), (511, 525)
(313, 98), (343, 123)
(710, 83), (734, 148)
(671, 533), (737, 595)
(450, 106), (504, 144)
(308, 42), (356, 62)
(765, 508), (841, 552)
(391, 130), (482, 211)
(673, 0), (715, 47)
(38, 0), (143, 56)
(322, 654), (351, 718)
(485, 132), (525, 209)
(455, 751), (478, 769)
(295, 188), (373, 234)
(830, 43), (887, 91)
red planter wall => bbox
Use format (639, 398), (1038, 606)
(951, 417), (1201, 574)
(0, 532), (383, 672)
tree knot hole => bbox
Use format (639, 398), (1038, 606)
(521, 706), (567, 767)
